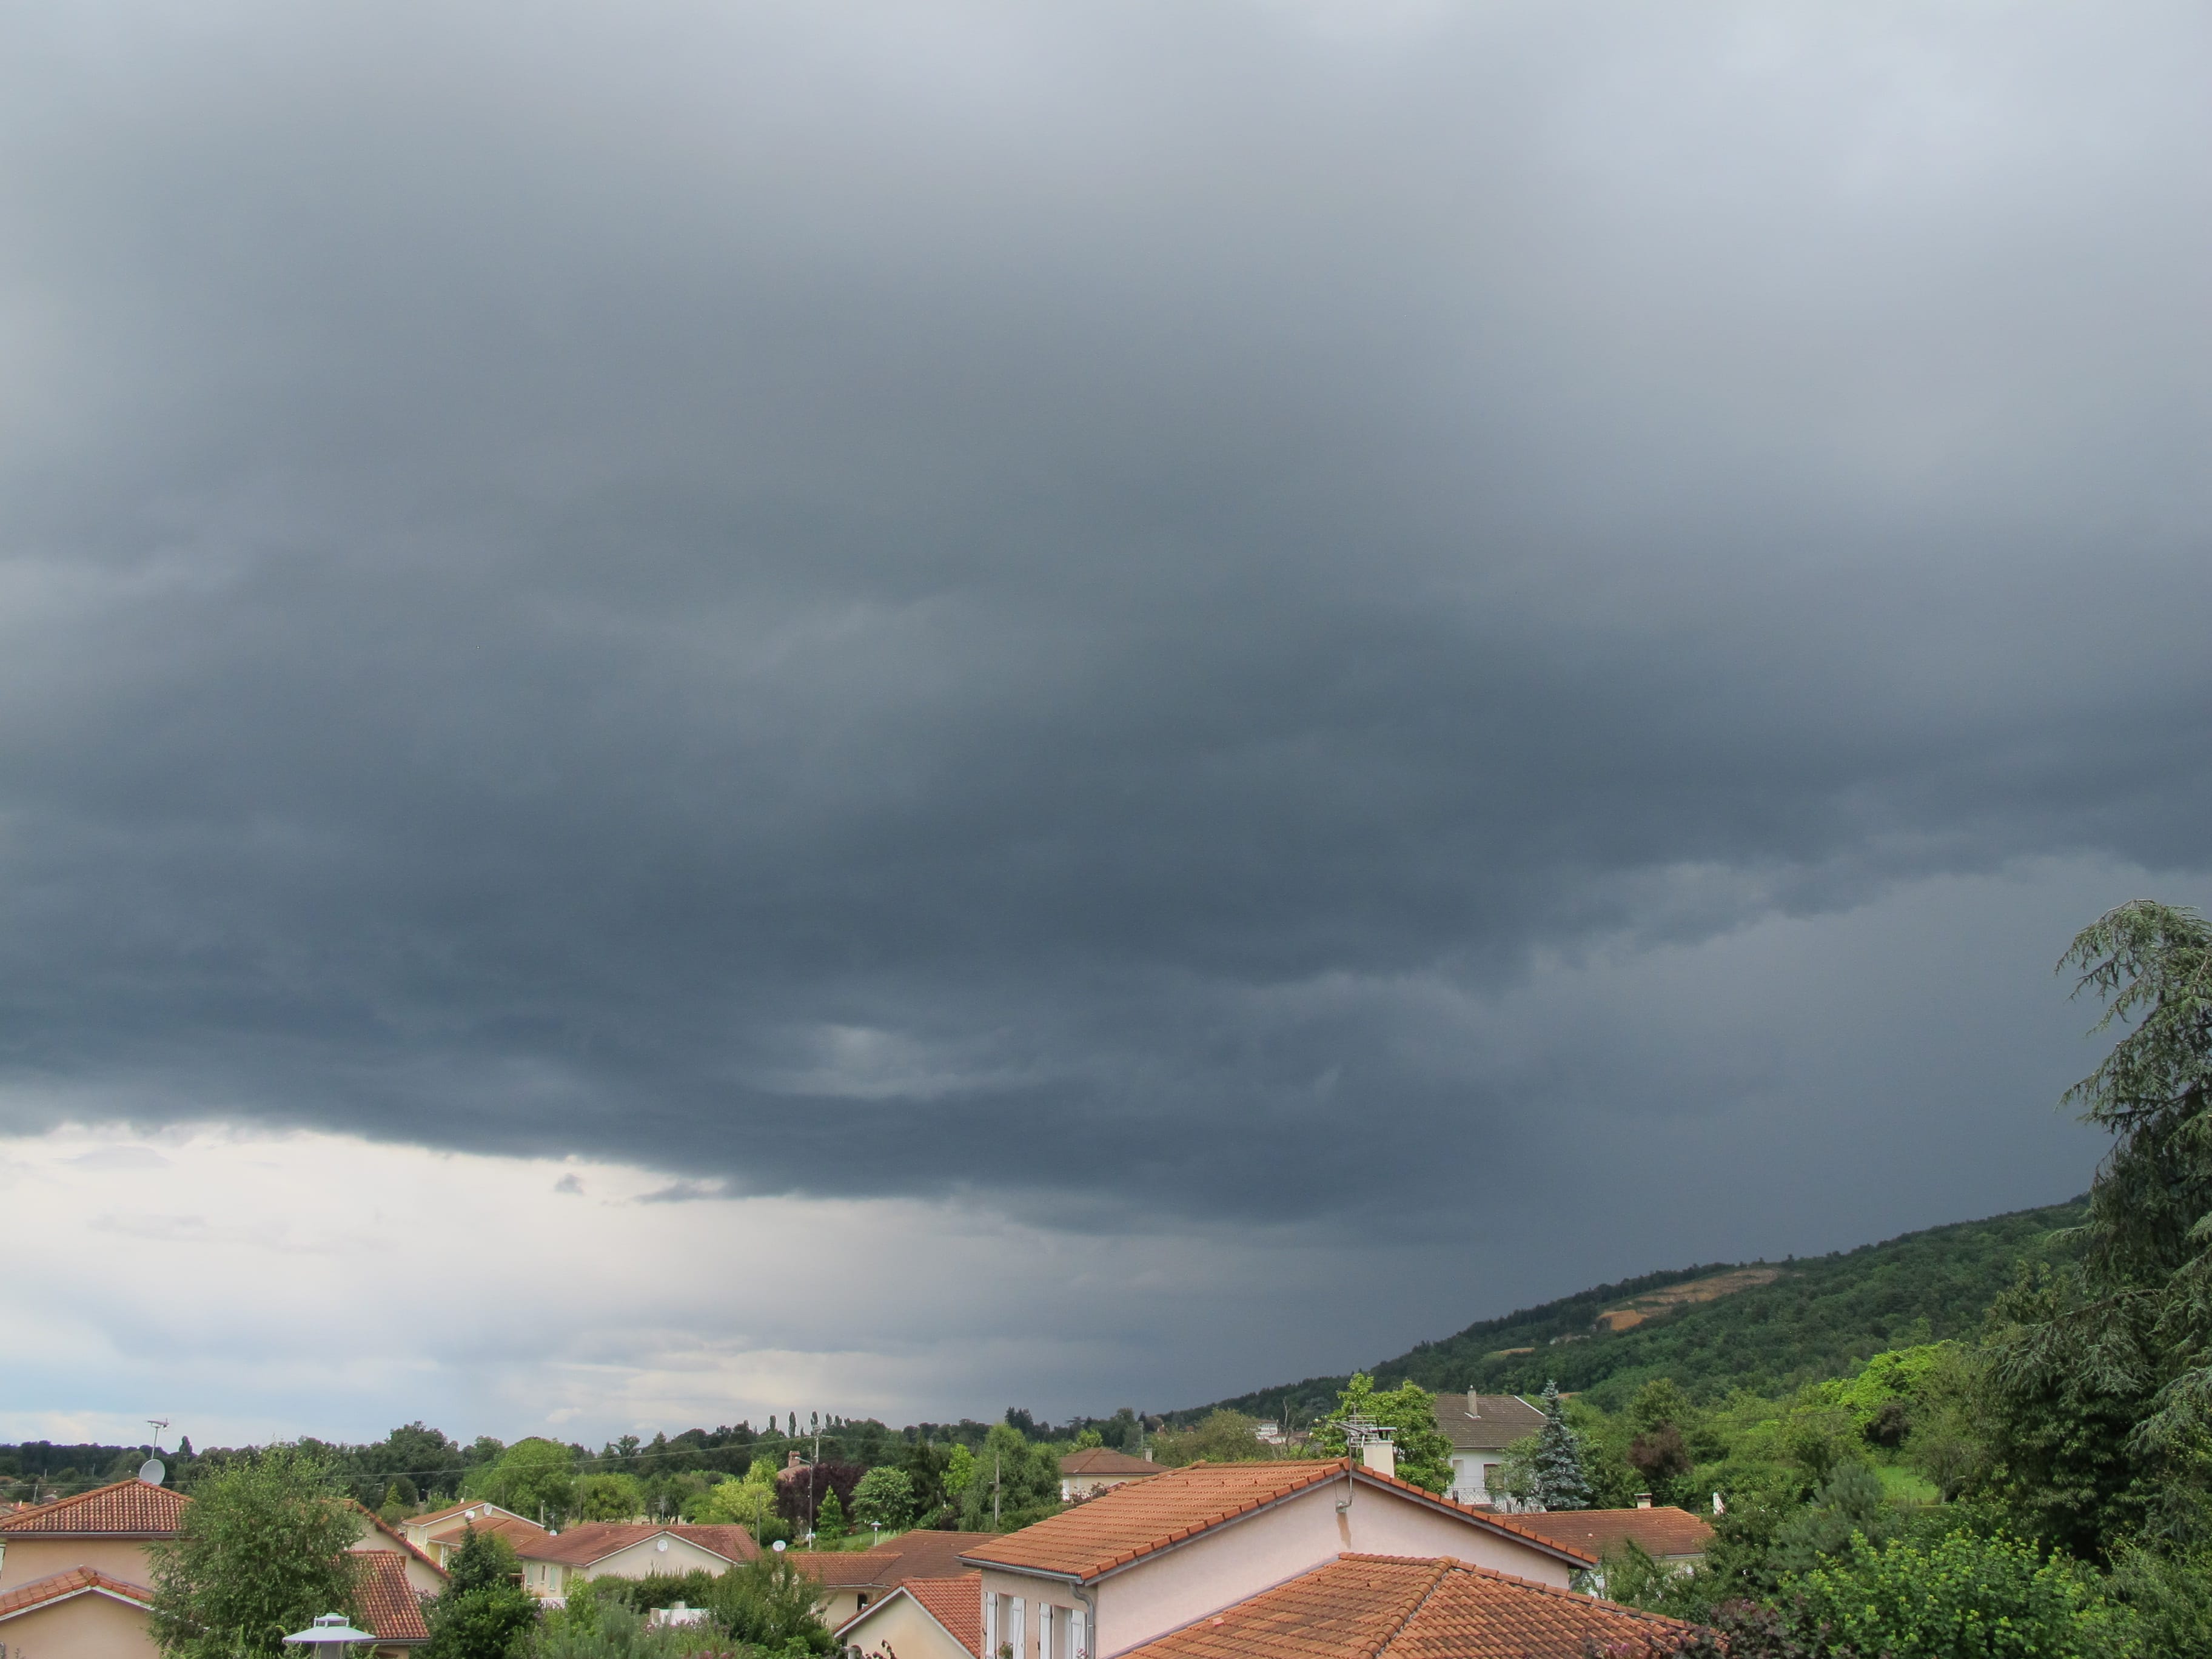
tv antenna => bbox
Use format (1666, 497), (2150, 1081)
(140, 1419), (170, 1486)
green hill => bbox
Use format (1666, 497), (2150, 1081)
(1187, 1197), (2085, 1423)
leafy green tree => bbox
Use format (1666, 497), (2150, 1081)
(1984, 900), (2212, 1557)
(1152, 1410), (1276, 1467)
(850, 1467), (916, 1530)
(469, 1436), (576, 1524)
(1768, 1463), (1895, 1577)
(1774, 1386), (1863, 1495)
(1072, 1429), (1104, 1450)
(149, 1445), (364, 1658)
(688, 1465), (776, 1533)
(703, 1551), (834, 1652)
(897, 1440), (952, 1527)
(943, 1444), (977, 1507)
(423, 1523), (538, 1659)
(1532, 1381), (1592, 1510)
(571, 1472), (646, 1521)
(814, 1486), (848, 1540)
(1786, 1529), (2137, 1659)
(1900, 1342), (1989, 1501)
(957, 1425), (1060, 1531)
(1310, 1375), (1454, 1492)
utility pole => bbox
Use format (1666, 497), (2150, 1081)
(993, 1449), (1001, 1529)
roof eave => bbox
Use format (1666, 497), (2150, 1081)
(962, 1466), (1347, 1586)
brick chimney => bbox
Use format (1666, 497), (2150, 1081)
(1361, 1438), (1397, 1480)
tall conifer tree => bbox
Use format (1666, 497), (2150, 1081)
(1532, 1380), (1592, 1511)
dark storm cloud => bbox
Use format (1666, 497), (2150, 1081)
(0, 1), (2205, 1232)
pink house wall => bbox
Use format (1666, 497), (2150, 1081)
(0, 1536), (158, 1594)
(0, 1586), (159, 1659)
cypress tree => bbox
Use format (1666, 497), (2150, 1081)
(1532, 1380), (1592, 1511)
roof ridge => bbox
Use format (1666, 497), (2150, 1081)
(349, 1501), (451, 1577)
(0, 1477), (189, 1537)
(1365, 1557), (1458, 1659)
(0, 1564), (157, 1619)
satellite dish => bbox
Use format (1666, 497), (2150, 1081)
(772, 1540), (786, 1553)
(138, 1459), (166, 1486)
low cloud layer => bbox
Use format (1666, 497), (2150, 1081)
(0, 1), (2204, 1429)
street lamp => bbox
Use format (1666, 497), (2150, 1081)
(283, 1612), (376, 1653)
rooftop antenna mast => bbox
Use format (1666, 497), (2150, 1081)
(140, 1419), (172, 1487)
(1335, 1413), (1391, 1511)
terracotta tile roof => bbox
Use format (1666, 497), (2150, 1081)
(0, 1478), (189, 1537)
(0, 1566), (156, 1620)
(1122, 1554), (1704, 1659)
(1433, 1395), (1549, 1453)
(352, 1550), (432, 1644)
(1059, 1449), (1168, 1478)
(518, 1521), (757, 1567)
(409, 1499), (532, 1532)
(800, 1548), (899, 1588)
(802, 1532), (1000, 1589)
(351, 1504), (450, 1579)
(438, 1512), (554, 1554)
(959, 1461), (1592, 1584)
(1503, 1507), (1715, 1561)
(901, 1575), (986, 1657)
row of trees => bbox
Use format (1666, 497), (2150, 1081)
(3, 1407), (1158, 1519)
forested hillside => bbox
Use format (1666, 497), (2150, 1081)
(1188, 1196), (2085, 1422)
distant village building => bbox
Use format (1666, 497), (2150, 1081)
(797, 1530), (997, 1627)
(1057, 1448), (1168, 1503)
(1433, 1392), (1549, 1507)
(400, 1499), (551, 1567)
(515, 1522), (757, 1599)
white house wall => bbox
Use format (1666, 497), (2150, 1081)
(583, 1535), (741, 1581)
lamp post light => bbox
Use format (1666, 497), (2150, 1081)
(283, 1612), (376, 1653)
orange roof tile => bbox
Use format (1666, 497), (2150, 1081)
(352, 1550), (432, 1644)
(351, 1504), (450, 1580)
(960, 1461), (1593, 1584)
(903, 1575), (986, 1657)
(1504, 1507), (1715, 1561)
(0, 1478), (189, 1537)
(1122, 1554), (1704, 1659)
(1059, 1449), (1168, 1478)
(799, 1533), (999, 1590)
(443, 1512), (554, 1553)
(0, 1566), (155, 1621)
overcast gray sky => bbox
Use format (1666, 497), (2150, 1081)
(0, 0), (2207, 1448)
